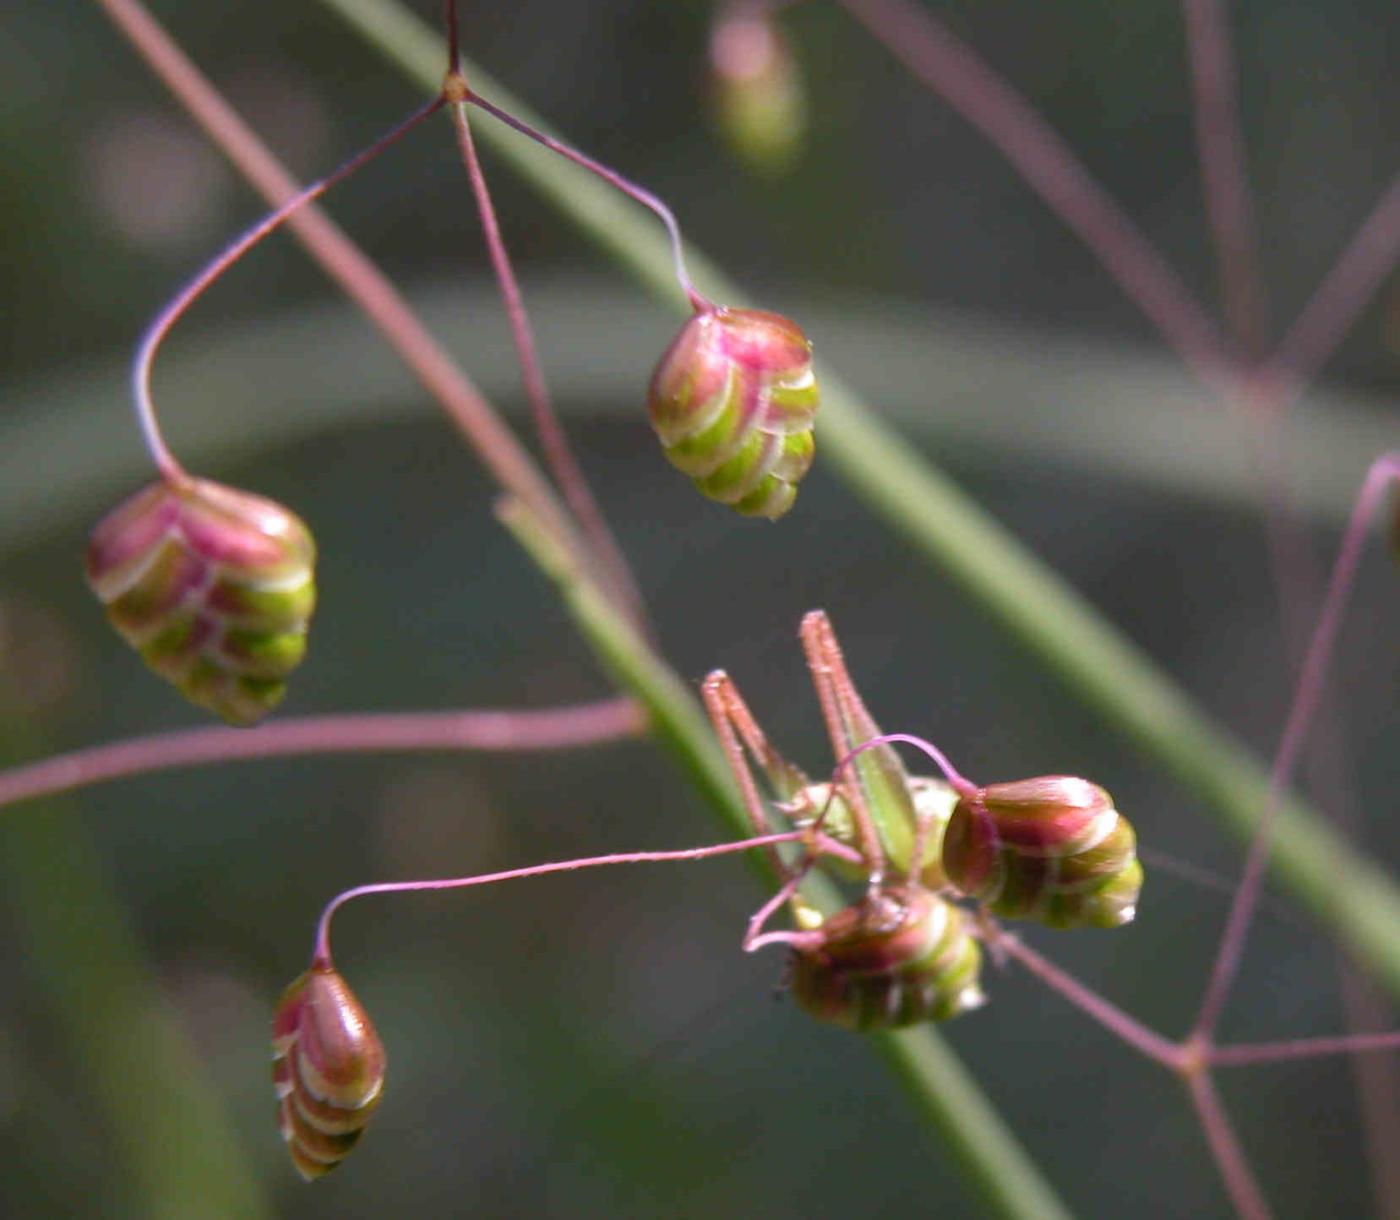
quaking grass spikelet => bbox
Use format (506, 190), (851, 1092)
(272, 963), (386, 1181)
(942, 775), (1143, 929)
(85, 477), (316, 726)
(648, 307), (819, 520)
(790, 884), (985, 1030)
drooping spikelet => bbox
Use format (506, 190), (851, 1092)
(941, 775), (1143, 929)
(85, 477), (316, 726)
(790, 884), (984, 1030)
(272, 963), (386, 1181)
(647, 307), (819, 520)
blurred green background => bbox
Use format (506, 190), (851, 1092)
(2, 1), (1398, 1217)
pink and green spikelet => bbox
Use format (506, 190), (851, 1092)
(791, 885), (985, 1030)
(648, 307), (819, 520)
(709, 9), (807, 175)
(942, 776), (1143, 929)
(272, 963), (386, 1181)
(85, 477), (317, 726)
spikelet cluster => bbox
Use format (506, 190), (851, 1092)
(648, 307), (819, 520)
(791, 884), (985, 1030)
(942, 776), (1143, 929)
(85, 477), (316, 726)
(272, 964), (386, 1181)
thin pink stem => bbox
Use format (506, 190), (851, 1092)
(131, 98), (442, 485)
(743, 869), (828, 954)
(1258, 172), (1400, 401)
(94, 0), (584, 568)
(1193, 454), (1400, 1040)
(1185, 1072), (1275, 1220)
(466, 91), (714, 313)
(846, 733), (978, 801)
(1211, 1030), (1400, 1069)
(446, 98), (650, 636)
(0, 699), (646, 811)
(1180, 0), (1268, 352)
(990, 930), (1183, 1069)
(837, 0), (1235, 391)
(313, 828), (846, 963)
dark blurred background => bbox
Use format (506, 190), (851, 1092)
(2, 1), (1398, 1217)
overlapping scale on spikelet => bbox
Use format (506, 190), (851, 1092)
(791, 885), (984, 1030)
(272, 964), (386, 1181)
(648, 307), (819, 520)
(85, 477), (316, 726)
(942, 776), (1143, 929)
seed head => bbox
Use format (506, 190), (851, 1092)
(272, 963), (386, 1181)
(85, 477), (316, 725)
(942, 775), (1143, 929)
(648, 307), (819, 520)
(790, 885), (985, 1030)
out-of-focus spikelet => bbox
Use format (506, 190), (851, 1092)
(790, 885), (984, 1030)
(272, 963), (386, 1181)
(648, 307), (819, 520)
(85, 477), (316, 726)
(709, 8), (807, 174)
(942, 776), (1143, 929)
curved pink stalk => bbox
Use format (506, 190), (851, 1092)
(0, 699), (645, 811)
(312, 828), (857, 963)
(1193, 453), (1400, 1040)
(130, 98), (442, 485)
(839, 732), (979, 801)
(837, 0), (1234, 390)
(466, 91), (713, 313)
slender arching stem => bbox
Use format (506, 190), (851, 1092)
(466, 90), (713, 313)
(312, 828), (856, 963)
(845, 733), (978, 801)
(130, 97), (443, 484)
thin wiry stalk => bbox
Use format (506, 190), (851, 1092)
(1185, 1072), (1274, 1220)
(127, 97), (443, 486)
(989, 931), (1183, 1070)
(1193, 455), (1400, 1040)
(1180, 0), (1268, 352)
(0, 699), (645, 812)
(1260, 172), (1400, 403)
(1211, 1030), (1400, 1068)
(445, 93), (651, 634)
(836, 0), (1235, 390)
